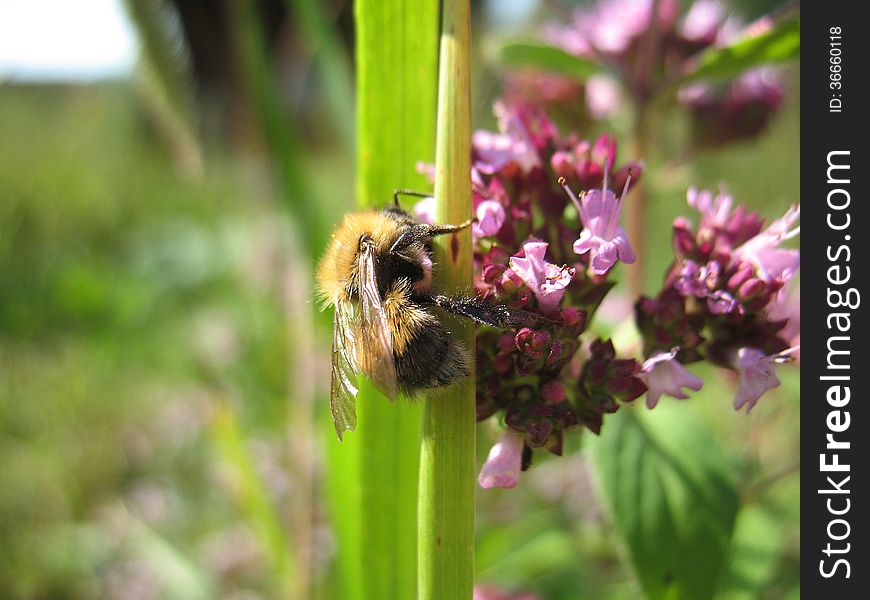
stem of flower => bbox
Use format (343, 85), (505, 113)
(626, 100), (649, 297)
(418, 0), (475, 597)
(625, 0), (662, 297)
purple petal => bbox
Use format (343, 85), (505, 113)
(641, 350), (703, 409)
(414, 196), (436, 225)
(589, 240), (619, 275)
(612, 228), (636, 263)
(509, 242), (573, 311)
(478, 429), (525, 489)
(473, 200), (506, 238)
(732, 347), (781, 413)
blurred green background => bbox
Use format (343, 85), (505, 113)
(0, 1), (798, 599)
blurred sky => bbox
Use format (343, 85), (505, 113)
(0, 0), (137, 81)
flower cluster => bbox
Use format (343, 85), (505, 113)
(415, 102), (798, 490)
(636, 187), (800, 414)
(417, 102), (647, 488)
(538, 0), (785, 144)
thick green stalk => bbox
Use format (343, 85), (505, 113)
(342, 2), (438, 600)
(418, 0), (475, 598)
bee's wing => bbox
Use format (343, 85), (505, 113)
(330, 299), (359, 441)
(357, 241), (399, 400)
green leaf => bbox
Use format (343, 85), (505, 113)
(491, 40), (600, 81)
(679, 18), (800, 84)
(591, 405), (739, 600)
(715, 506), (783, 599)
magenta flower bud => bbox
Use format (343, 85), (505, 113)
(727, 264), (754, 289)
(550, 151), (576, 178)
(532, 330), (550, 348)
(478, 429), (526, 489)
(737, 278), (766, 301)
(611, 162), (642, 194)
(592, 133), (618, 171)
(560, 306), (584, 328)
(673, 218), (697, 257)
(541, 381), (566, 404)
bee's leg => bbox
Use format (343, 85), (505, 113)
(426, 219), (474, 237)
(421, 294), (534, 328)
(389, 220), (474, 253)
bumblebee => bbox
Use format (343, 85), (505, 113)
(317, 192), (526, 440)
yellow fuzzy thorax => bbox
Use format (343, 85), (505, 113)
(315, 210), (404, 306)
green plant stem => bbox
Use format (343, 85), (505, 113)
(626, 101), (649, 297)
(348, 1), (438, 599)
(418, 0), (475, 598)
(626, 0), (661, 297)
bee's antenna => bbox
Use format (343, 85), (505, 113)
(393, 189), (432, 207)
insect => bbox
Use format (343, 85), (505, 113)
(317, 191), (528, 440)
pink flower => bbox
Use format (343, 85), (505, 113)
(687, 186), (736, 228)
(509, 242), (575, 312)
(767, 283), (800, 361)
(473, 200), (506, 239)
(640, 349), (703, 409)
(733, 205), (800, 283)
(732, 347), (797, 413)
(472, 101), (546, 175)
(585, 74), (622, 119)
(413, 196), (436, 225)
(680, 0), (727, 43)
(559, 176), (636, 275)
(479, 429), (526, 489)
(473, 130), (539, 175)
(581, 0), (679, 55)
